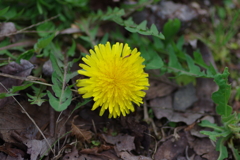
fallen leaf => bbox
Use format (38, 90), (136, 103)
(154, 131), (188, 160)
(0, 60), (34, 108)
(71, 115), (92, 142)
(194, 78), (217, 113)
(0, 101), (50, 144)
(173, 83), (198, 111)
(150, 95), (173, 120)
(150, 95), (202, 125)
(101, 134), (135, 152)
(120, 116), (150, 153)
(119, 152), (152, 160)
(62, 147), (79, 160)
(24, 138), (54, 160)
(146, 79), (176, 100)
(188, 137), (219, 159)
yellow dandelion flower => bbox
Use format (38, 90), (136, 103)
(76, 42), (149, 118)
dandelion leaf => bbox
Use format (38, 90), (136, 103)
(27, 85), (47, 106)
(163, 19), (181, 42)
(0, 6), (9, 16)
(168, 48), (183, 71)
(212, 68), (232, 117)
(216, 137), (228, 160)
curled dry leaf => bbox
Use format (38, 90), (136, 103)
(71, 115), (93, 142)
(101, 134), (135, 152)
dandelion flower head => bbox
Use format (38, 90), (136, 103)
(77, 42), (149, 118)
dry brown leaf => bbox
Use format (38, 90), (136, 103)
(0, 60), (34, 108)
(71, 115), (92, 142)
(119, 152), (152, 160)
(101, 134), (135, 152)
(150, 95), (202, 125)
(24, 138), (54, 160)
(146, 80), (176, 100)
(0, 101), (50, 143)
(154, 131), (188, 160)
(62, 147), (79, 160)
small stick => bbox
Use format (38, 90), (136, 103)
(0, 15), (59, 38)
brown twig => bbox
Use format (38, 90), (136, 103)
(0, 15), (59, 38)
(0, 40), (37, 51)
(0, 73), (78, 92)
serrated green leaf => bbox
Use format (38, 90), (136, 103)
(185, 54), (203, 76)
(175, 75), (196, 85)
(155, 33), (165, 39)
(27, 84), (47, 106)
(34, 33), (55, 53)
(193, 51), (208, 68)
(212, 68), (232, 117)
(51, 73), (62, 97)
(163, 19), (181, 42)
(199, 120), (224, 132)
(62, 87), (71, 100)
(50, 54), (63, 77)
(150, 24), (158, 35)
(137, 20), (147, 30)
(145, 51), (164, 70)
(47, 89), (72, 112)
(27, 93), (46, 106)
(222, 113), (238, 125)
(216, 137), (229, 160)
(66, 71), (78, 83)
(47, 91), (60, 109)
(200, 130), (231, 141)
(228, 139), (240, 160)
(125, 27), (137, 33)
(168, 48), (183, 70)
(124, 17), (135, 26)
